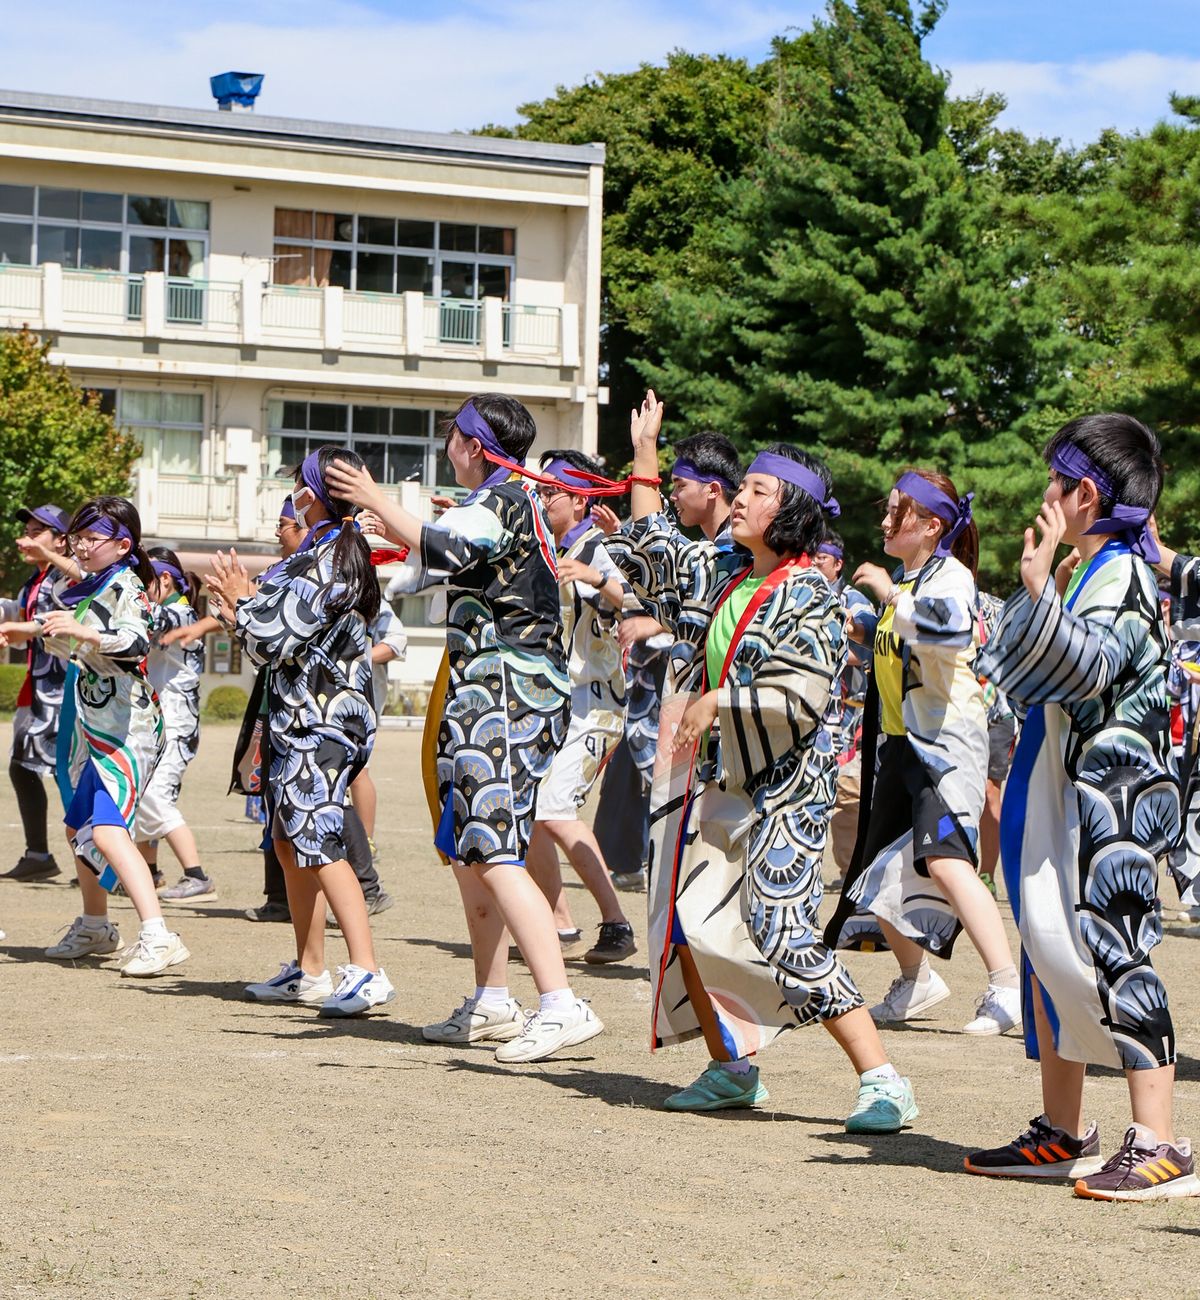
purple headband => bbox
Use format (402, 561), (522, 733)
(542, 458), (594, 492)
(298, 450), (336, 516)
(279, 496), (296, 522)
(671, 457), (738, 496)
(151, 558), (188, 593)
(455, 400), (509, 463)
(817, 542), (844, 561)
(72, 510), (135, 549)
(1050, 442), (1160, 563)
(747, 452), (840, 517)
(894, 472), (973, 558)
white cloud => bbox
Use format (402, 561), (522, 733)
(946, 51), (1200, 145)
(0, 1), (811, 132)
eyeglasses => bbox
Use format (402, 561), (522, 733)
(68, 532), (117, 555)
(535, 487), (568, 503)
(274, 521), (302, 537)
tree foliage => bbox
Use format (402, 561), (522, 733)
(0, 329), (140, 591)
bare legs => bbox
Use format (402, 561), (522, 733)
(275, 838), (378, 974)
(350, 768), (378, 842)
(526, 821), (629, 930)
(137, 824), (202, 875)
(87, 825), (164, 924)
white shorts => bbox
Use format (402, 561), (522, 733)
(133, 740), (191, 841)
(534, 708), (622, 823)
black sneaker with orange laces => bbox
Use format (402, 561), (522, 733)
(1074, 1124), (1200, 1201)
(964, 1114), (1103, 1179)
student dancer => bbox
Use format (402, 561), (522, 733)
(326, 395), (604, 1063)
(965, 413), (1198, 1200)
(136, 547), (213, 901)
(623, 404), (916, 1127)
(1, 504), (73, 882)
(210, 449), (395, 1017)
(826, 469), (1021, 1037)
(525, 450), (637, 964)
(0, 497), (189, 976)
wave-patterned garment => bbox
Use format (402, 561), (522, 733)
(391, 481), (569, 866)
(832, 553), (988, 954)
(40, 568), (164, 872)
(1168, 554), (1200, 906)
(0, 567), (71, 775)
(977, 542), (1180, 1070)
(234, 536), (375, 868)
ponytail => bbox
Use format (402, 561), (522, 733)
(311, 446), (381, 622)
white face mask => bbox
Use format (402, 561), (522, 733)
(291, 488), (313, 529)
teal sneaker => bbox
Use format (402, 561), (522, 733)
(845, 1075), (918, 1133)
(663, 1060), (769, 1112)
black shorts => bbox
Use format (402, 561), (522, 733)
(987, 715), (1017, 784)
(860, 735), (978, 874)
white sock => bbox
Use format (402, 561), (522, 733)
(80, 913), (109, 930)
(861, 1064), (901, 1084)
(539, 988), (575, 1014)
(720, 1056), (754, 1075)
(900, 957), (929, 984)
(139, 917), (168, 939)
(474, 985), (509, 1007)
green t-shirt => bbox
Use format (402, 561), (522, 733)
(705, 574), (767, 687)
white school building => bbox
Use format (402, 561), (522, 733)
(0, 84), (605, 698)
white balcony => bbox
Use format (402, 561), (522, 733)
(0, 262), (580, 368)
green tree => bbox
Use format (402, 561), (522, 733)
(640, 0), (1075, 584)
(0, 329), (140, 591)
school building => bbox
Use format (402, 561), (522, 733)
(0, 83), (605, 696)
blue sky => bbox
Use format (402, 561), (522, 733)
(3, 1), (1198, 146)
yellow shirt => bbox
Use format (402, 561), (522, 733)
(874, 576), (916, 736)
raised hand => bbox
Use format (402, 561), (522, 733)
(852, 562), (894, 604)
(591, 504), (621, 536)
(629, 389), (665, 456)
(326, 458), (384, 511)
(205, 549), (254, 610)
(1020, 501), (1067, 598)
(1054, 547), (1082, 597)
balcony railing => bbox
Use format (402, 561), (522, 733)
(0, 262), (581, 367)
(158, 473), (238, 522)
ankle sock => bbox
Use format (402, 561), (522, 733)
(139, 917), (168, 939)
(900, 957), (929, 984)
(184, 866), (208, 881)
(24, 850), (50, 862)
(80, 913), (109, 931)
(474, 985), (509, 1007)
(987, 964), (1019, 990)
(861, 1064), (901, 1084)
(720, 1056), (754, 1075)
(539, 988), (575, 1014)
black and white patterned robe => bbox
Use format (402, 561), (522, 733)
(1, 567), (69, 774)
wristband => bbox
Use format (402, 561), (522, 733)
(628, 474), (662, 486)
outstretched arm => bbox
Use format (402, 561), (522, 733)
(325, 460), (422, 550)
(629, 390), (665, 522)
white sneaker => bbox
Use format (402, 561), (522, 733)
(45, 916), (121, 959)
(318, 964), (396, 1017)
(245, 960), (334, 1005)
(494, 998), (604, 1063)
(119, 930), (190, 977)
(422, 996), (524, 1044)
(869, 970), (951, 1023)
(962, 984), (1022, 1035)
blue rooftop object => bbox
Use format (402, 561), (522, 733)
(210, 73), (264, 110)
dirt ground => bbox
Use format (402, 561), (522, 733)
(1, 721), (1198, 1300)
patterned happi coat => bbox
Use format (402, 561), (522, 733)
(392, 479), (569, 866)
(234, 533), (376, 868)
(977, 541), (1180, 1069)
(1168, 554), (1200, 907)
(830, 553), (988, 955)
(626, 515), (862, 1053)
(0, 567), (70, 775)
(147, 594), (203, 764)
(40, 568), (164, 872)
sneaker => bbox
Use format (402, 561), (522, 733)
(494, 998), (604, 1063)
(368, 836), (379, 865)
(845, 1075), (919, 1133)
(979, 871), (998, 898)
(663, 1061), (769, 1112)
(2, 853), (61, 882)
(964, 1114), (1103, 1179)
(962, 984), (1022, 1036)
(1175, 904), (1200, 923)
(422, 996), (524, 1044)
(584, 921), (638, 965)
(318, 964), (396, 1017)
(1074, 1125), (1200, 1201)
(244, 901), (291, 923)
(244, 960), (333, 1005)
(45, 916), (121, 959)
(869, 970), (950, 1023)
(119, 930), (190, 977)
(611, 869), (647, 892)
(159, 874), (218, 902)
(326, 891), (395, 928)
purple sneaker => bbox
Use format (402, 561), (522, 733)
(1075, 1124), (1200, 1201)
(964, 1114), (1102, 1179)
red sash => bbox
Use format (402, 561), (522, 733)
(702, 554), (810, 692)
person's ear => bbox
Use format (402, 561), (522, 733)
(1078, 476), (1102, 518)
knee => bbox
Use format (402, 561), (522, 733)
(925, 856), (969, 888)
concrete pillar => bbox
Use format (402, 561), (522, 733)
(41, 261), (62, 330)
(143, 271), (166, 338)
(323, 285), (344, 351)
(560, 304), (580, 369)
(240, 270), (262, 345)
(236, 468), (256, 541)
(137, 463), (160, 533)
(404, 291), (426, 356)
(482, 296), (504, 361)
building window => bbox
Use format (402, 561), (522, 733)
(272, 210), (513, 302)
(0, 186), (209, 275)
(266, 399), (456, 489)
(118, 390), (205, 475)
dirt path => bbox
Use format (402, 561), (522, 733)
(1, 722), (1198, 1299)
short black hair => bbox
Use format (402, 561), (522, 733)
(539, 448), (605, 495)
(1044, 413), (1164, 514)
(672, 432), (744, 503)
(445, 393), (537, 461)
(146, 544), (200, 600)
(822, 526), (845, 551)
(756, 443), (833, 559)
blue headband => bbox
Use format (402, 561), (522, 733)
(894, 471), (973, 558)
(542, 458), (595, 492)
(298, 450), (336, 516)
(747, 452), (840, 517)
(150, 558), (188, 593)
(1050, 442), (1160, 563)
(817, 542), (843, 561)
(671, 457), (738, 496)
(455, 401), (509, 463)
